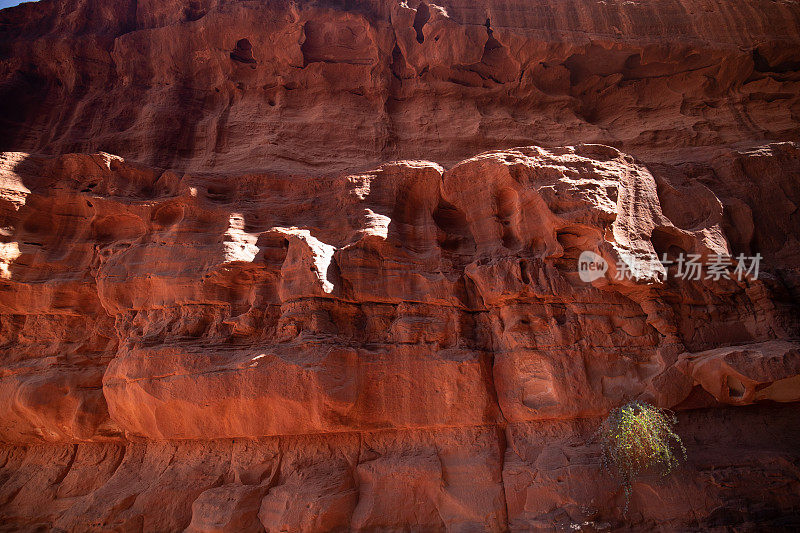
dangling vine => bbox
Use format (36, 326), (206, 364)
(595, 401), (687, 513)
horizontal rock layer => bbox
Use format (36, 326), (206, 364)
(1, 0), (799, 173)
(0, 141), (799, 530)
(0, 405), (797, 532)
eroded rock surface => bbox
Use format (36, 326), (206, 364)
(2, 0), (800, 174)
(1, 0), (799, 531)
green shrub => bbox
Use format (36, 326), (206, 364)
(595, 401), (686, 513)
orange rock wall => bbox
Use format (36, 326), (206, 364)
(0, 0), (799, 531)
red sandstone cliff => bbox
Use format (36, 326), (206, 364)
(0, 0), (799, 531)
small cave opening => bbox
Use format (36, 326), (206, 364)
(551, 304), (567, 326)
(254, 233), (291, 267)
(433, 199), (476, 255)
(519, 259), (531, 284)
(556, 227), (592, 261)
(206, 184), (232, 202)
(726, 375), (746, 399)
(752, 48), (800, 74)
(650, 226), (692, 260)
(481, 34), (506, 66)
(413, 2), (431, 44)
(231, 38), (256, 64)
(391, 43), (413, 79)
(481, 18), (502, 63)
(183, 0), (206, 22)
(495, 188), (521, 250)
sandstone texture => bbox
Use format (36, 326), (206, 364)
(0, 0), (799, 531)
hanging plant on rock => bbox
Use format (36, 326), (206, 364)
(595, 401), (687, 513)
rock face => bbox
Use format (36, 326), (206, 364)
(0, 0), (799, 531)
